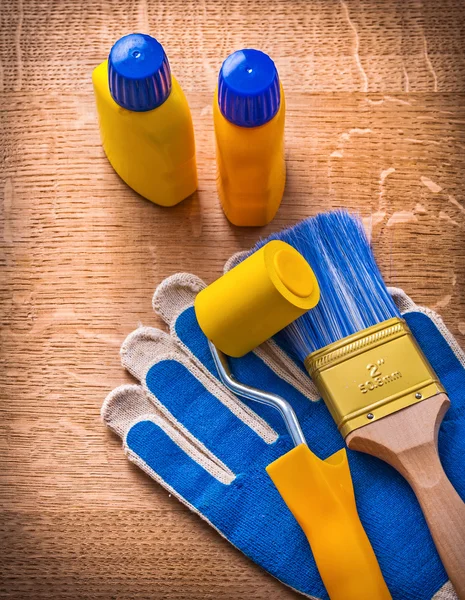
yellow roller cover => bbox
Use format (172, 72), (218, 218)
(194, 240), (320, 357)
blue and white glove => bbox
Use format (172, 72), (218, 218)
(102, 273), (465, 600)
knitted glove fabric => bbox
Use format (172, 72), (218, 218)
(102, 275), (464, 600)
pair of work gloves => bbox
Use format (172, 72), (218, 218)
(102, 263), (465, 600)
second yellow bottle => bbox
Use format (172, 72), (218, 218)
(214, 49), (286, 227)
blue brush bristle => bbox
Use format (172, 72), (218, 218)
(249, 210), (400, 362)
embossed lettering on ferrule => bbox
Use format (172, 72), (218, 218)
(358, 359), (402, 394)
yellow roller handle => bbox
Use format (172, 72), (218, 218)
(266, 445), (391, 600)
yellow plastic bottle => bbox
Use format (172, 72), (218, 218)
(92, 33), (197, 207)
(213, 49), (285, 226)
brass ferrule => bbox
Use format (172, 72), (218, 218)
(304, 317), (444, 438)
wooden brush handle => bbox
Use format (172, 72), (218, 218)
(346, 394), (465, 599)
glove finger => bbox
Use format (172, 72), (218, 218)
(254, 340), (319, 400)
(121, 326), (276, 443)
(102, 385), (235, 504)
(121, 327), (287, 474)
(176, 304), (318, 435)
(222, 250), (246, 273)
(152, 272), (206, 327)
(388, 286), (419, 313)
(391, 287), (465, 371)
(102, 383), (156, 438)
(126, 418), (233, 506)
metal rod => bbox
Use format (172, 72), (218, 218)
(208, 340), (307, 448)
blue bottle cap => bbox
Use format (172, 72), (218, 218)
(108, 33), (172, 112)
(218, 49), (281, 127)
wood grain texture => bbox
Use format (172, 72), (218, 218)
(1, 0), (464, 598)
(347, 394), (465, 598)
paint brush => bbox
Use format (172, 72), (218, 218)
(252, 210), (465, 597)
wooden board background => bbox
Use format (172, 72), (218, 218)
(1, 0), (465, 598)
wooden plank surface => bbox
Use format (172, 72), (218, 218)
(1, 0), (464, 598)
